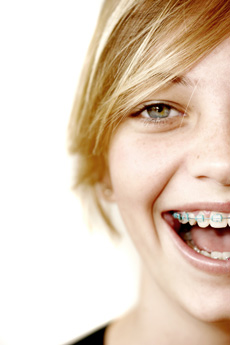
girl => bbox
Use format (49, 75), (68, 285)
(68, 0), (230, 343)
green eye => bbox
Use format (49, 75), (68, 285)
(146, 104), (171, 119)
(141, 103), (181, 120)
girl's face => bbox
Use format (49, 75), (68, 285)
(107, 37), (230, 322)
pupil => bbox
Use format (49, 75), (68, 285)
(155, 105), (164, 113)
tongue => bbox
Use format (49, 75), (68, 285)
(191, 226), (230, 252)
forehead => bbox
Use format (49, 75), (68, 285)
(184, 37), (230, 88)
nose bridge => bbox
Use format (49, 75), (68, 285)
(188, 111), (230, 186)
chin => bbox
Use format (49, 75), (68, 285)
(181, 290), (230, 324)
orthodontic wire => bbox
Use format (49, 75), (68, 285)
(173, 212), (230, 222)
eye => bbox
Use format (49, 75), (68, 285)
(141, 103), (181, 120)
(129, 101), (187, 132)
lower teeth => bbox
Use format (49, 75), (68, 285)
(180, 232), (230, 261)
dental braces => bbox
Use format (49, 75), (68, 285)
(173, 212), (230, 223)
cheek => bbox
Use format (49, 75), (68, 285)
(107, 126), (183, 263)
(108, 129), (180, 210)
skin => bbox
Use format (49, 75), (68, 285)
(104, 38), (230, 344)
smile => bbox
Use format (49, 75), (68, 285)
(173, 211), (230, 261)
(163, 207), (230, 274)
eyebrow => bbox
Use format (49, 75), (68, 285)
(171, 76), (196, 87)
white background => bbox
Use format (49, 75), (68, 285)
(0, 2), (139, 345)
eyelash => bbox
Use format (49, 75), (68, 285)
(131, 102), (185, 126)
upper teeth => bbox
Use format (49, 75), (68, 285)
(173, 211), (230, 228)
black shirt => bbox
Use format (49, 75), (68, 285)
(69, 325), (107, 345)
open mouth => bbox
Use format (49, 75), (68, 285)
(164, 210), (230, 264)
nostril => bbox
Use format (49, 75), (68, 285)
(188, 154), (230, 186)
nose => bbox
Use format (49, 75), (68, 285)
(187, 116), (230, 186)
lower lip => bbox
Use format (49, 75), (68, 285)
(164, 216), (230, 275)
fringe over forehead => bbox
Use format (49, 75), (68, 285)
(69, 0), (230, 187)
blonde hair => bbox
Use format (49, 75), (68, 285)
(68, 0), (230, 229)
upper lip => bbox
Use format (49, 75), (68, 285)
(165, 201), (230, 214)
